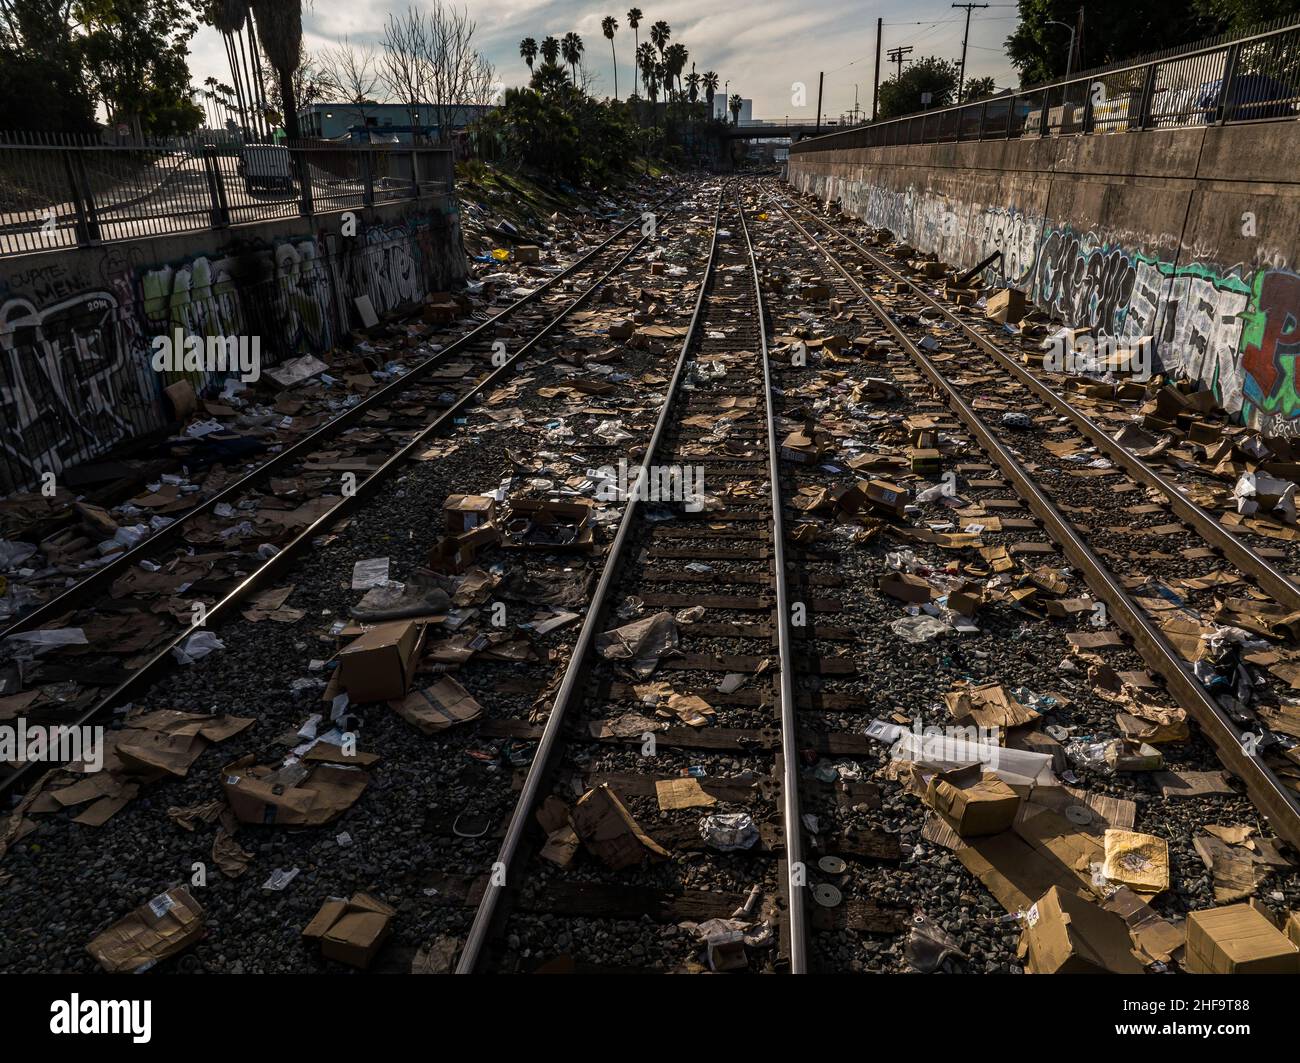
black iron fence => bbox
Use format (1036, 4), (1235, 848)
(0, 132), (456, 258)
(793, 17), (1300, 154)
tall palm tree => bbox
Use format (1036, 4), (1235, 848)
(650, 19), (670, 60)
(560, 32), (584, 86)
(250, 0), (303, 139)
(520, 37), (538, 74)
(636, 41), (656, 99)
(686, 68), (700, 104)
(210, 0), (256, 135)
(702, 70), (719, 118)
(601, 16), (618, 99)
(664, 42), (687, 97)
(541, 35), (560, 67)
(729, 92), (742, 126)
(626, 8), (642, 65)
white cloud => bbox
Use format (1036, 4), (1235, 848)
(189, 0), (1021, 121)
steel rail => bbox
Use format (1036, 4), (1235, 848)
(1, 190), (678, 641)
(454, 190), (727, 974)
(0, 209), (683, 800)
(735, 193), (808, 971)
(770, 195), (1300, 851)
(773, 188), (1300, 614)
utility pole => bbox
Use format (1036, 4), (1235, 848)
(814, 70), (824, 132)
(872, 17), (882, 121)
(886, 45), (912, 82)
(952, 2), (989, 104)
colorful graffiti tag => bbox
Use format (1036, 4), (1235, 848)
(793, 167), (1300, 426)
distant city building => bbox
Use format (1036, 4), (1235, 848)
(713, 96), (753, 124)
(301, 102), (496, 143)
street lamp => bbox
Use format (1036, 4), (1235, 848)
(1045, 19), (1076, 77)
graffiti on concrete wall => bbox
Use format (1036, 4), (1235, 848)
(794, 165), (1300, 426)
(0, 285), (159, 487)
(0, 206), (462, 491)
(806, 172), (1042, 288)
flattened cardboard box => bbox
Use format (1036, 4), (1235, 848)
(1185, 902), (1300, 974)
(222, 756), (369, 826)
(87, 887), (204, 973)
(1021, 886), (1144, 975)
(337, 619), (425, 702)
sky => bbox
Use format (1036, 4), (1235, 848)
(187, 0), (1030, 122)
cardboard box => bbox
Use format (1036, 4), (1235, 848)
(514, 244), (540, 264)
(1022, 886), (1144, 974)
(879, 571), (934, 604)
(780, 428), (829, 464)
(985, 288), (1028, 324)
(443, 493), (496, 535)
(1185, 903), (1300, 974)
(427, 524), (500, 574)
(1286, 910), (1300, 948)
(864, 479), (909, 517)
(304, 893), (396, 970)
(504, 498), (594, 551)
(87, 887), (205, 973)
(337, 619), (425, 703)
(925, 765), (1020, 837)
(222, 756), (371, 826)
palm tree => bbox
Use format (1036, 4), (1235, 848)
(636, 41), (656, 99)
(650, 19), (670, 60)
(686, 68), (699, 104)
(561, 32), (584, 85)
(250, 0), (303, 139)
(729, 92), (742, 125)
(702, 70), (719, 117)
(664, 41), (687, 97)
(541, 35), (560, 67)
(520, 37), (538, 73)
(210, 0), (255, 135)
(626, 8), (642, 63)
(601, 16), (618, 99)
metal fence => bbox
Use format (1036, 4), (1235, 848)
(793, 17), (1300, 154)
(0, 132), (456, 258)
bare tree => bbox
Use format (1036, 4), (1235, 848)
(380, 6), (431, 132)
(318, 36), (387, 134)
(379, 3), (495, 141)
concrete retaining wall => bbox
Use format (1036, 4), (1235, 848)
(788, 124), (1300, 430)
(0, 195), (466, 492)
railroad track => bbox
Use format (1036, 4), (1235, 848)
(454, 187), (822, 973)
(0, 188), (687, 798)
(2, 189), (680, 646)
(772, 188), (1300, 611)
(763, 185), (1300, 852)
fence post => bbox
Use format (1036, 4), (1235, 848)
(1137, 63), (1158, 130)
(361, 148), (375, 208)
(201, 145), (230, 228)
(296, 145), (315, 217)
(62, 150), (101, 245)
(409, 147), (420, 199)
(1215, 42), (1241, 123)
(1081, 79), (1095, 134)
